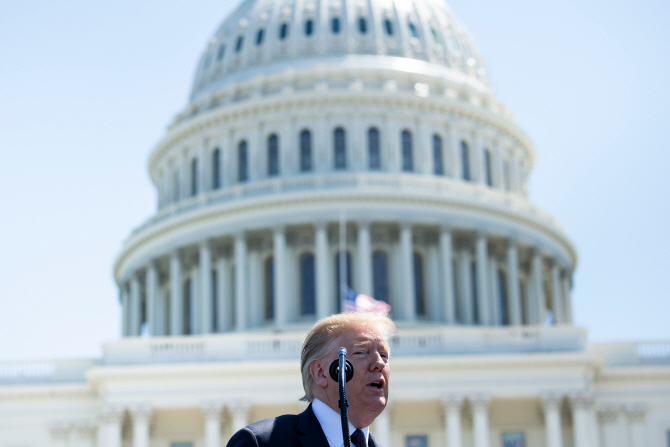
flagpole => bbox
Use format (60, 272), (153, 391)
(339, 209), (346, 309)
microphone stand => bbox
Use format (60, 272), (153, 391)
(337, 347), (351, 447)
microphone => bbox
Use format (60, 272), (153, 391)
(329, 347), (353, 447)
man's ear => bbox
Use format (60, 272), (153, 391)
(309, 360), (329, 388)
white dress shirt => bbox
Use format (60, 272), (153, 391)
(312, 398), (370, 447)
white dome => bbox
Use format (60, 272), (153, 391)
(191, 0), (489, 103)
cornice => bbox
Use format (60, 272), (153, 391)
(0, 382), (95, 400)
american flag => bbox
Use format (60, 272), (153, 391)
(342, 288), (391, 315)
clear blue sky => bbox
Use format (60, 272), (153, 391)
(1, 0), (668, 361)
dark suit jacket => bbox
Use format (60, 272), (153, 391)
(226, 404), (379, 447)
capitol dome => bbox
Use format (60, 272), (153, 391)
(114, 0), (576, 337)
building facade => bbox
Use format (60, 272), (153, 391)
(1, 0), (669, 446)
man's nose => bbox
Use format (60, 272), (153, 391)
(370, 351), (385, 370)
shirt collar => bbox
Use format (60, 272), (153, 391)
(312, 398), (369, 447)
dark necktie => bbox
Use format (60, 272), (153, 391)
(351, 429), (366, 447)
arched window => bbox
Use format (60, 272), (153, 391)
(484, 149), (493, 186)
(358, 17), (368, 34)
(212, 148), (221, 189)
(332, 17), (341, 34)
(433, 134), (443, 175)
(279, 23), (289, 40)
(235, 36), (244, 53)
(334, 127), (346, 169)
(497, 268), (508, 325)
(408, 22), (418, 38)
(305, 19), (314, 36)
(335, 251), (352, 310)
(368, 127), (380, 169)
(413, 252), (425, 316)
(190, 157), (198, 196)
(216, 44), (226, 61)
(300, 253), (316, 315)
(402, 130), (413, 172)
(384, 18), (393, 35)
(264, 257), (274, 321)
(300, 130), (312, 172)
(238, 140), (248, 182)
(461, 140), (471, 181)
(268, 134), (279, 176)
(372, 250), (388, 303)
(256, 28), (265, 46)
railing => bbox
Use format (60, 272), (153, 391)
(593, 341), (670, 366)
(0, 359), (97, 385)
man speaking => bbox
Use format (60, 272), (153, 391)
(226, 312), (396, 447)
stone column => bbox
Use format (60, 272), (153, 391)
(235, 233), (248, 331)
(315, 223), (330, 318)
(50, 424), (70, 447)
(121, 286), (130, 337)
(550, 261), (564, 324)
(216, 257), (231, 332)
(373, 404), (391, 447)
(189, 265), (200, 334)
(561, 275), (573, 324)
(471, 395), (491, 447)
(200, 241), (213, 334)
(448, 127), (462, 179)
(530, 250), (545, 325)
(505, 241), (522, 325)
(73, 423), (96, 447)
(399, 222), (416, 322)
(202, 403), (224, 447)
(357, 221), (373, 296)
(97, 406), (123, 447)
(273, 226), (288, 326)
(146, 263), (158, 336)
(229, 402), (251, 433)
(457, 249), (473, 325)
(625, 405), (646, 447)
(488, 256), (501, 326)
(542, 394), (564, 447)
(475, 234), (490, 325)
(130, 405), (151, 447)
(597, 406), (619, 447)
(170, 251), (183, 335)
(570, 394), (594, 447)
(129, 275), (141, 336)
(441, 395), (464, 447)
(439, 227), (456, 324)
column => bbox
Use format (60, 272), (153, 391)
(506, 241), (522, 326)
(315, 223), (330, 318)
(550, 261), (564, 325)
(488, 256), (501, 326)
(129, 275), (141, 336)
(530, 250), (546, 325)
(274, 226), (288, 326)
(130, 406), (151, 447)
(625, 405), (646, 447)
(202, 403), (224, 447)
(570, 394), (594, 447)
(475, 234), (490, 325)
(170, 251), (183, 335)
(73, 423), (96, 447)
(373, 404), (391, 447)
(198, 241), (213, 334)
(471, 134), (484, 184)
(399, 223), (416, 322)
(200, 143), (210, 193)
(234, 233), (247, 331)
(121, 286), (130, 337)
(357, 221), (372, 296)
(146, 263), (158, 336)
(457, 249), (473, 325)
(597, 406), (618, 447)
(97, 406), (123, 447)
(448, 127), (462, 179)
(561, 275), (573, 324)
(471, 395), (491, 447)
(441, 395), (463, 447)
(216, 257), (231, 332)
(190, 265), (200, 334)
(542, 394), (564, 447)
(439, 227), (456, 324)
(229, 402), (251, 433)
(50, 424), (70, 447)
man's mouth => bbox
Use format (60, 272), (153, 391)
(369, 381), (383, 389)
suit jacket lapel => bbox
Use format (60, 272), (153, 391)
(368, 433), (378, 447)
(297, 404), (330, 447)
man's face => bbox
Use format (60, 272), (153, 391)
(325, 323), (390, 425)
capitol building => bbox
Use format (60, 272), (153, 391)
(1, 0), (669, 446)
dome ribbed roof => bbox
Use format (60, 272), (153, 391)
(190, 0), (489, 102)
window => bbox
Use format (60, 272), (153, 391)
(335, 251), (352, 310)
(235, 36), (244, 53)
(332, 17), (341, 34)
(183, 278), (192, 335)
(484, 148), (493, 186)
(190, 158), (198, 196)
(414, 252), (425, 316)
(406, 436), (428, 447)
(408, 22), (418, 38)
(279, 23), (289, 40)
(300, 130), (312, 172)
(264, 257), (274, 320)
(300, 253), (316, 315)
(384, 18), (393, 35)
(238, 140), (248, 182)
(431, 28), (439, 43)
(402, 130), (413, 172)
(334, 127), (346, 169)
(212, 148), (221, 189)
(216, 44), (226, 61)
(502, 432), (526, 447)
(305, 19), (314, 36)
(497, 269), (508, 325)
(372, 250), (388, 303)
(268, 134), (279, 176)
(460, 140), (471, 181)
(256, 28), (265, 46)
(358, 17), (368, 34)
(433, 134), (443, 175)
(368, 127), (380, 169)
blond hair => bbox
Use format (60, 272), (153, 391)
(300, 312), (396, 402)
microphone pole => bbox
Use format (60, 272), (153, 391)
(338, 347), (351, 447)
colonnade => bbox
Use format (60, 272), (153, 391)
(120, 221), (573, 337)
